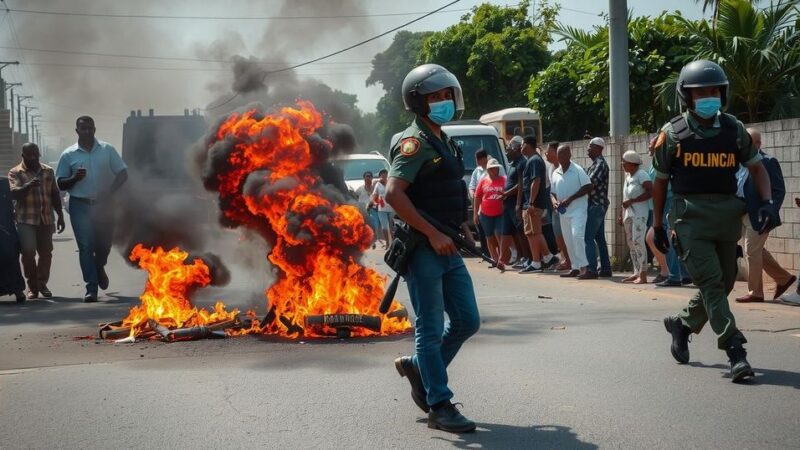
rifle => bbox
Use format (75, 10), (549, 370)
(378, 211), (503, 314)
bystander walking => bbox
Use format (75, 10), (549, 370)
(56, 116), (128, 302)
(8, 143), (65, 299)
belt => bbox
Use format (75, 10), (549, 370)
(675, 193), (735, 201)
(70, 196), (99, 205)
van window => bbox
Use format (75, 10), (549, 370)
(452, 135), (506, 176)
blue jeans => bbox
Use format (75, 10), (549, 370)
(406, 245), (480, 407)
(584, 204), (611, 274)
(366, 209), (379, 242)
(69, 199), (115, 294)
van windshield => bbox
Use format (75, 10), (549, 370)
(333, 158), (389, 181)
(451, 135), (504, 175)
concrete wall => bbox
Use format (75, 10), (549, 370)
(561, 117), (800, 272)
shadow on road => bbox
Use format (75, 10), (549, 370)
(0, 294), (138, 327)
(427, 422), (597, 449)
(690, 361), (800, 388)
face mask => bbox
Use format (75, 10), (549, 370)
(427, 100), (455, 125)
(693, 97), (721, 119)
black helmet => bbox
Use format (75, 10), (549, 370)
(401, 64), (464, 116)
(676, 59), (729, 108)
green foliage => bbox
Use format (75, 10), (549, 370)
(529, 13), (690, 140)
(417, 1), (556, 116)
(663, 0), (800, 122)
(366, 30), (432, 149)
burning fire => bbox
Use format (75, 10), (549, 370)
(121, 244), (246, 337)
(205, 101), (410, 337)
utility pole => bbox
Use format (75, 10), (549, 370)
(30, 114), (40, 143)
(5, 82), (20, 130)
(0, 61), (20, 109)
(24, 105), (37, 137)
(17, 95), (31, 138)
(608, 0), (630, 136)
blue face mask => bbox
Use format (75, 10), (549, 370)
(693, 97), (721, 119)
(427, 100), (455, 125)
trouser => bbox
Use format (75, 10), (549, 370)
(476, 221), (490, 258)
(671, 195), (746, 349)
(406, 245), (480, 407)
(366, 209), (379, 243)
(69, 198), (115, 294)
(624, 216), (648, 275)
(560, 209), (587, 270)
(584, 204), (611, 274)
(16, 223), (54, 291)
(742, 215), (793, 298)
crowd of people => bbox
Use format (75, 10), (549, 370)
(349, 127), (800, 307)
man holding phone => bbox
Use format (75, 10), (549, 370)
(56, 116), (127, 302)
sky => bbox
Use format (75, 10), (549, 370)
(0, 0), (708, 157)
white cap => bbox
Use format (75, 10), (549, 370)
(622, 150), (642, 165)
(486, 158), (502, 169)
(588, 137), (605, 148)
(507, 135), (524, 150)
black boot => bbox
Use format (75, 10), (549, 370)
(725, 338), (755, 383)
(663, 315), (692, 364)
(394, 356), (429, 412)
(428, 401), (476, 433)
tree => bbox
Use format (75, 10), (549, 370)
(661, 0), (800, 122)
(417, 1), (556, 116)
(528, 13), (690, 140)
(366, 31), (432, 150)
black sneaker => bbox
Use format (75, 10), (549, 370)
(512, 258), (529, 270)
(663, 315), (691, 364)
(541, 255), (559, 269)
(725, 338), (755, 383)
(598, 270), (613, 278)
(681, 278), (693, 285)
(84, 292), (98, 303)
(656, 279), (682, 287)
(394, 356), (429, 413)
(428, 402), (476, 433)
(519, 264), (542, 274)
(98, 267), (110, 291)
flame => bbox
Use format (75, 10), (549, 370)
(208, 101), (411, 337)
(122, 244), (240, 336)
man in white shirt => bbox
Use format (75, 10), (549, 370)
(355, 171), (379, 248)
(550, 145), (592, 277)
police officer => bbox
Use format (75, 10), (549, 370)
(385, 64), (479, 433)
(653, 60), (778, 383)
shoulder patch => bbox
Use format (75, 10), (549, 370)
(399, 137), (421, 157)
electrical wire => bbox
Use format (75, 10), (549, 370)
(5, 6), (471, 21)
(204, 0), (462, 111)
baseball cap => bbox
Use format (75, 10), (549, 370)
(588, 137), (605, 148)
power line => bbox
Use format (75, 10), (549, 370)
(5, 6), (472, 21)
(0, 44), (375, 65)
(204, 0), (463, 111)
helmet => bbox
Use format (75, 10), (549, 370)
(676, 59), (729, 108)
(401, 64), (464, 116)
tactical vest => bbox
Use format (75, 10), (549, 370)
(404, 131), (468, 228)
(668, 114), (740, 195)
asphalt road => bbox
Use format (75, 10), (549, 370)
(1, 225), (799, 449)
